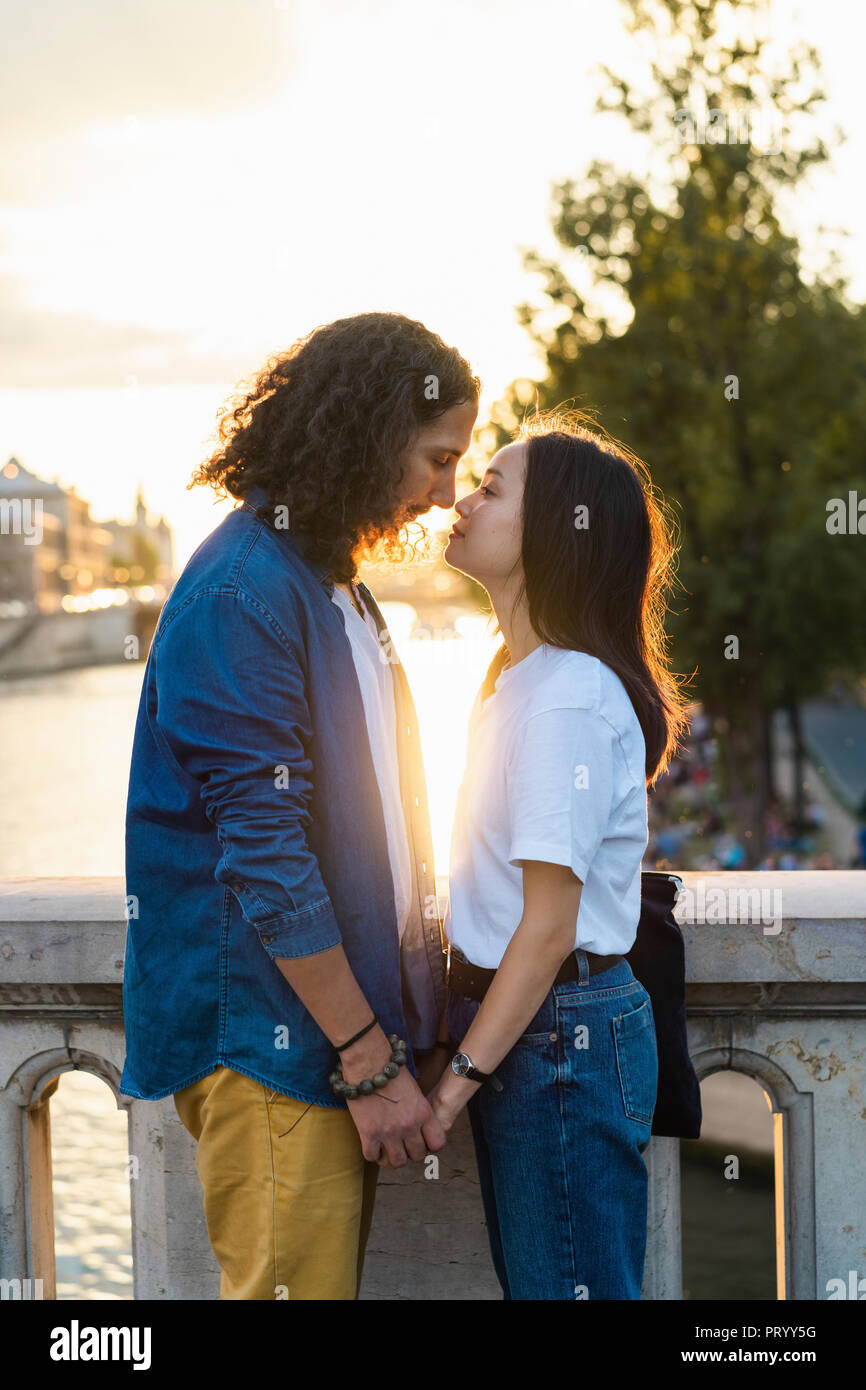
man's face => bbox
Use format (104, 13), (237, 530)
(394, 399), (479, 522)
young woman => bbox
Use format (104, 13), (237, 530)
(427, 413), (689, 1301)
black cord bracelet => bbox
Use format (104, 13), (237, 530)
(335, 1015), (378, 1053)
(330, 1035), (407, 1099)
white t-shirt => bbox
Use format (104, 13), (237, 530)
(445, 644), (648, 968)
(331, 584), (413, 941)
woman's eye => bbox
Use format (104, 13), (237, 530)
(480, 484), (493, 496)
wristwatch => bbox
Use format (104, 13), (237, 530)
(451, 1051), (503, 1092)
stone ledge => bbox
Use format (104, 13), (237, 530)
(1, 873), (864, 988)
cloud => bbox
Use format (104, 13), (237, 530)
(0, 276), (255, 388)
(2, 0), (296, 146)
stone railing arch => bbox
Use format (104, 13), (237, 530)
(693, 1046), (816, 1300)
(0, 1048), (130, 1300)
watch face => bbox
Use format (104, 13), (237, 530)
(451, 1051), (471, 1076)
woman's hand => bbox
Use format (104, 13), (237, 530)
(426, 1070), (479, 1133)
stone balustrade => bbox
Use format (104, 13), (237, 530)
(0, 872), (863, 1300)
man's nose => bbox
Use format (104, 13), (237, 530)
(429, 465), (458, 511)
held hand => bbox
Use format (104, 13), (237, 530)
(426, 1070), (478, 1134)
(342, 1028), (447, 1169)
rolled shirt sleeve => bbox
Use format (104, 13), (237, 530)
(506, 706), (616, 884)
(151, 587), (343, 960)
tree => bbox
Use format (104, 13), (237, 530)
(487, 0), (866, 862)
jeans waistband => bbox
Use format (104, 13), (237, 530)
(445, 943), (624, 1003)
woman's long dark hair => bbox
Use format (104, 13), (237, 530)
(486, 410), (691, 786)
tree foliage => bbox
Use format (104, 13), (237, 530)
(487, 0), (866, 859)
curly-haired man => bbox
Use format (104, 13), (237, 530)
(119, 312), (480, 1299)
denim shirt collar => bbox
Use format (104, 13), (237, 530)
(240, 483), (335, 596)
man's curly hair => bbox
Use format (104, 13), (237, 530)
(190, 312), (481, 581)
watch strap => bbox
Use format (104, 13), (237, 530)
(467, 1063), (503, 1092)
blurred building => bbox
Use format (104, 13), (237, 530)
(0, 459), (172, 613)
(98, 487), (173, 591)
(0, 460), (66, 611)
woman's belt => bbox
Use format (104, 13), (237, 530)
(445, 942), (623, 1003)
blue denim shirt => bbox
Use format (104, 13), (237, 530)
(119, 485), (446, 1107)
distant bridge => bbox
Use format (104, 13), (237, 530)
(0, 602), (161, 679)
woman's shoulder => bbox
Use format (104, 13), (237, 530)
(523, 646), (604, 716)
(526, 648), (644, 749)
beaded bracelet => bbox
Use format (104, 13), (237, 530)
(330, 1034), (407, 1099)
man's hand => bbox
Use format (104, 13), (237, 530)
(341, 1026), (447, 1169)
(272, 948), (448, 1167)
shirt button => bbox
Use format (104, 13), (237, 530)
(262, 934), (272, 944)
(549, 1032), (557, 1042)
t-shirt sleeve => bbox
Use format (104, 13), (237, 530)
(505, 706), (616, 883)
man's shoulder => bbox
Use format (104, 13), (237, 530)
(163, 504), (320, 625)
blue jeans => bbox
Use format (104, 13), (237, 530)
(445, 952), (658, 1300)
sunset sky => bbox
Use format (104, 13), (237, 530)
(2, 0), (863, 568)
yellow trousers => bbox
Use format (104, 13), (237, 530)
(173, 1066), (379, 1299)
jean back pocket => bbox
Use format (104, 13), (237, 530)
(612, 997), (658, 1125)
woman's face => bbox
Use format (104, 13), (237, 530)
(444, 441), (527, 586)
